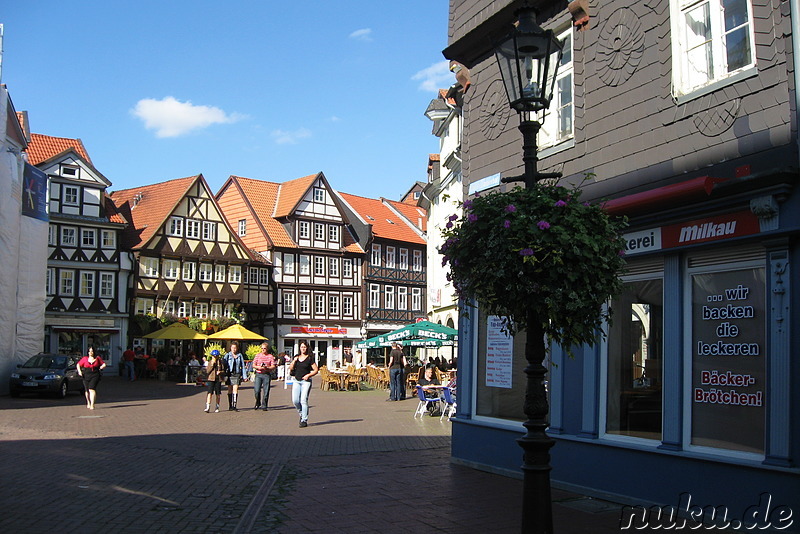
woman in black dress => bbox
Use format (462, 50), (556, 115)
(77, 346), (106, 410)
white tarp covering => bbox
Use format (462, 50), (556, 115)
(0, 86), (46, 394)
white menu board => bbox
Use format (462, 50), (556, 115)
(486, 315), (513, 388)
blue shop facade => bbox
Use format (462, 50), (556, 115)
(443, 0), (799, 526)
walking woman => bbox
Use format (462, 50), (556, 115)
(289, 341), (318, 427)
(223, 342), (245, 411)
(77, 346), (106, 410)
(204, 349), (226, 413)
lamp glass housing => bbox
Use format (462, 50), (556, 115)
(494, 7), (564, 114)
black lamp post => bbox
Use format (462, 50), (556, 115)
(493, 5), (564, 534)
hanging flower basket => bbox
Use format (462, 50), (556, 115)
(441, 180), (628, 349)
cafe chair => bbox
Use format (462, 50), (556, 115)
(413, 386), (442, 418)
(440, 386), (457, 421)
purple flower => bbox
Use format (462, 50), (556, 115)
(468, 213), (478, 223)
(503, 220), (511, 228)
(446, 221), (453, 229)
(463, 200), (474, 210)
(555, 200), (567, 207)
(583, 202), (590, 207)
(519, 248), (534, 256)
(618, 249), (626, 257)
(505, 204), (517, 213)
(537, 221), (550, 230)
(448, 214), (459, 222)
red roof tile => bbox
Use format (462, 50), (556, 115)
(25, 133), (92, 166)
(232, 176), (296, 249)
(110, 175), (199, 250)
(339, 193), (425, 245)
(385, 199), (428, 233)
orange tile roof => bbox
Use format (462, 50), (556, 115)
(231, 175), (296, 249)
(110, 175), (199, 250)
(25, 133), (92, 166)
(339, 192), (425, 245)
(104, 193), (127, 224)
(273, 173), (319, 218)
(385, 199), (428, 233)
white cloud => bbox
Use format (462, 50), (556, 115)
(131, 96), (243, 138)
(411, 60), (453, 92)
(271, 128), (312, 145)
(349, 28), (373, 41)
(328, 116), (341, 122)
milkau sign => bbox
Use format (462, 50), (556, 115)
(623, 210), (760, 256)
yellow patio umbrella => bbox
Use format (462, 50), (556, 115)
(207, 324), (267, 340)
(143, 322), (209, 340)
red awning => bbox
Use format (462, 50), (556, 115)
(602, 176), (727, 216)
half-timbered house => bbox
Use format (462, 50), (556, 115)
(337, 193), (427, 344)
(25, 132), (131, 364)
(216, 173), (364, 366)
(110, 175), (273, 354)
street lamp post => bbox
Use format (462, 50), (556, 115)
(492, 5), (564, 533)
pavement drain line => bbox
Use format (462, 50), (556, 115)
(232, 463), (284, 534)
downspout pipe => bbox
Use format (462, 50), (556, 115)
(793, 0), (800, 165)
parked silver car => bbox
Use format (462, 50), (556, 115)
(9, 353), (83, 398)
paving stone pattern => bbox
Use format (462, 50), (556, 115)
(0, 376), (624, 533)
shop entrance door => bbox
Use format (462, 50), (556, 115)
(310, 340), (328, 367)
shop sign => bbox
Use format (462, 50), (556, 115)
(485, 316), (513, 389)
(691, 268), (765, 453)
(290, 326), (347, 335)
(22, 163), (49, 221)
(622, 210), (760, 256)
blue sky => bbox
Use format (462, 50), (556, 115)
(1, 1), (453, 200)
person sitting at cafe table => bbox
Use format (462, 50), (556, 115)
(417, 364), (443, 415)
(145, 355), (159, 377)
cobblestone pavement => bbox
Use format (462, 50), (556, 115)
(0, 376), (624, 533)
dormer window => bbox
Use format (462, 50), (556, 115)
(313, 187), (325, 202)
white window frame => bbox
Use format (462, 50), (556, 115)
(284, 254), (295, 275)
(202, 221), (216, 241)
(64, 185), (79, 205)
(299, 221), (310, 239)
(386, 246), (396, 269)
(143, 257), (159, 277)
(329, 294), (339, 315)
(238, 219), (247, 236)
(539, 28), (574, 148)
(48, 225), (56, 246)
(168, 216), (183, 237)
(371, 244), (381, 267)
(329, 257), (339, 277)
(314, 222), (325, 241)
(163, 300), (176, 315)
(342, 296), (353, 316)
(81, 228), (96, 248)
(259, 268), (269, 285)
(313, 187), (325, 202)
(214, 264), (225, 282)
(199, 263), (213, 282)
(299, 293), (310, 314)
(385, 286), (395, 310)
(61, 226), (77, 247)
(314, 256), (325, 276)
(177, 301), (189, 318)
(186, 219), (201, 239)
(135, 298), (155, 315)
(412, 250), (423, 272)
(99, 272), (114, 298)
(343, 258), (353, 278)
(283, 292), (295, 314)
(163, 259), (180, 280)
(249, 267), (259, 284)
(79, 271), (95, 297)
(299, 255), (310, 275)
(194, 303), (209, 318)
(314, 294), (325, 315)
(398, 287), (408, 310)
(101, 230), (115, 249)
(369, 284), (380, 308)
(46, 268), (55, 295)
(412, 287), (422, 311)
(399, 248), (409, 270)
(60, 270), (75, 296)
(228, 265), (242, 283)
(328, 225), (339, 243)
(182, 262), (196, 281)
(211, 303), (223, 319)
(670, 0), (757, 100)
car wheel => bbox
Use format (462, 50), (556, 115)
(57, 380), (68, 399)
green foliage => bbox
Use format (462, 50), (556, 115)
(440, 179), (628, 350)
(245, 344), (261, 359)
(204, 342), (224, 361)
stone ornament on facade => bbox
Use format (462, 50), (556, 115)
(477, 78), (513, 141)
(596, 8), (645, 87)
